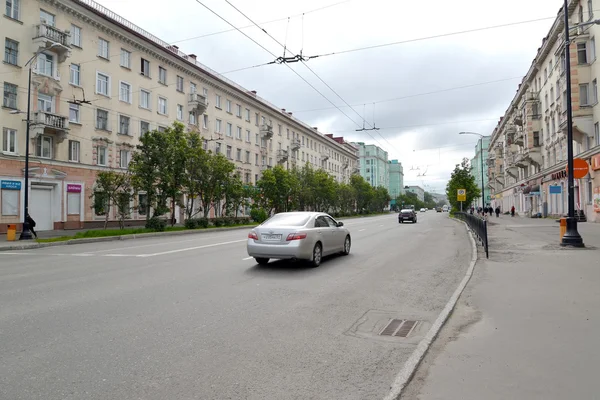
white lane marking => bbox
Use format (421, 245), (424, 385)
(137, 239), (246, 258)
(242, 256), (253, 260)
(84, 233), (244, 253)
(359, 229), (366, 232)
(0, 252), (36, 255)
(379, 224), (384, 227)
(104, 254), (139, 257)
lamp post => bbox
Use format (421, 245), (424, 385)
(10, 44), (59, 240)
(459, 132), (486, 209)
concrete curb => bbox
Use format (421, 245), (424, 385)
(383, 218), (479, 400)
(0, 225), (254, 252)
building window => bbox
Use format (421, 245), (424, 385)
(35, 135), (52, 159)
(203, 114), (208, 129)
(215, 94), (221, 108)
(236, 148), (241, 161)
(98, 38), (109, 59)
(119, 115), (130, 135)
(202, 139), (208, 150)
(580, 83), (590, 106)
(97, 146), (107, 166)
(2, 128), (16, 154)
(158, 67), (167, 84)
(37, 93), (53, 113)
(533, 131), (540, 147)
(40, 9), (54, 25)
(578, 42), (588, 64)
(158, 97), (167, 115)
(245, 108), (250, 121)
(215, 142), (221, 154)
(69, 63), (80, 85)
(120, 49), (131, 68)
(189, 112), (196, 125)
(141, 58), (150, 77)
(119, 81), (132, 103)
(215, 119), (222, 133)
(236, 104), (242, 117)
(593, 79), (598, 104)
(177, 104), (184, 121)
(140, 121), (150, 136)
(71, 24), (81, 47)
(138, 193), (147, 216)
(69, 140), (80, 162)
(96, 108), (109, 130)
(190, 82), (197, 93)
(5, 0), (20, 19)
(140, 89), (150, 109)
(591, 37), (597, 62)
(246, 129), (251, 142)
(119, 150), (130, 168)
(2, 82), (17, 109)
(226, 123), (232, 137)
(255, 113), (259, 126)
(69, 103), (80, 123)
(226, 145), (232, 159)
(245, 150), (250, 163)
(255, 153), (259, 165)
(226, 99), (232, 113)
(176, 75), (184, 92)
(236, 126), (242, 139)
(36, 53), (54, 76)
(255, 133), (259, 145)
(4, 39), (18, 65)
(96, 72), (110, 96)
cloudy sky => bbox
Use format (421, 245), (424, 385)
(97, 0), (564, 193)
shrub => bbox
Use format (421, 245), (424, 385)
(250, 207), (268, 223)
(197, 218), (209, 228)
(213, 217), (225, 227)
(146, 216), (166, 232)
(184, 218), (198, 229)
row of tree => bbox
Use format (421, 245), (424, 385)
(93, 123), (392, 228)
(445, 158), (481, 211)
(394, 191), (446, 211)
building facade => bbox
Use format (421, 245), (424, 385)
(0, 0), (358, 232)
(470, 135), (491, 208)
(353, 142), (389, 189)
(487, 0), (600, 221)
(405, 185), (425, 202)
(388, 159), (404, 208)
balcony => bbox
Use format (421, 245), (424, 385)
(188, 93), (207, 115)
(343, 160), (349, 169)
(260, 124), (273, 139)
(260, 146), (268, 155)
(260, 165), (272, 171)
(524, 147), (542, 166)
(31, 111), (69, 142)
(525, 90), (539, 101)
(321, 151), (329, 161)
(513, 131), (524, 146)
(33, 23), (71, 62)
(277, 149), (288, 163)
(290, 139), (301, 150)
(514, 113), (523, 127)
(514, 153), (529, 168)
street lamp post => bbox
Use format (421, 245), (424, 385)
(10, 45), (59, 240)
(459, 132), (486, 209)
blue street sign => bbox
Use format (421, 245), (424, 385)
(0, 180), (22, 190)
(549, 185), (562, 194)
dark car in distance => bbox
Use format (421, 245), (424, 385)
(398, 208), (417, 224)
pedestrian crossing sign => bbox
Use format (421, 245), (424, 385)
(457, 189), (466, 202)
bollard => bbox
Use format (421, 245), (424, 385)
(6, 224), (17, 241)
(559, 218), (567, 242)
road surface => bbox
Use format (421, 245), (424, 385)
(0, 212), (470, 400)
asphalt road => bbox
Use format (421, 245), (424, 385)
(0, 212), (471, 400)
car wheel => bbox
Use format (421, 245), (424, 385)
(310, 243), (322, 267)
(414, 219), (417, 223)
(255, 257), (269, 265)
(342, 235), (351, 255)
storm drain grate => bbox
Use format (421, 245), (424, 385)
(379, 319), (419, 338)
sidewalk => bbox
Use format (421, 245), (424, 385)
(405, 215), (600, 399)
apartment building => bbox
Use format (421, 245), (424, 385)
(405, 185), (425, 202)
(488, 0), (600, 221)
(353, 142), (390, 189)
(470, 135), (491, 208)
(0, 0), (358, 232)
(388, 159), (404, 207)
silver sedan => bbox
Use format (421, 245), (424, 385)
(246, 211), (351, 267)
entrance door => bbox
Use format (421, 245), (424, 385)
(30, 186), (53, 231)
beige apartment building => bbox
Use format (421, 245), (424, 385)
(488, 0), (600, 222)
(0, 0), (358, 232)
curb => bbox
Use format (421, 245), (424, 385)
(383, 218), (479, 400)
(0, 225), (254, 252)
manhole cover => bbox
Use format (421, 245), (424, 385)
(379, 319), (419, 338)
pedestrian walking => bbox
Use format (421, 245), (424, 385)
(26, 213), (38, 238)
(511, 206), (515, 217)
(495, 206), (500, 218)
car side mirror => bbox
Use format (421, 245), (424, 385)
(336, 221), (344, 227)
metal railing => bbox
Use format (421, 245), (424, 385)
(455, 212), (489, 258)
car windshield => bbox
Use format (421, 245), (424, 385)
(400, 209), (413, 213)
(262, 213), (312, 227)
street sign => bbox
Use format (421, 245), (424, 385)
(549, 185), (562, 194)
(457, 189), (466, 202)
(0, 180), (21, 190)
(567, 158), (590, 179)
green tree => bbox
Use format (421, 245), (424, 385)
(198, 153), (235, 218)
(160, 122), (189, 226)
(256, 165), (292, 214)
(350, 174), (373, 213)
(370, 186), (391, 212)
(313, 169), (337, 212)
(446, 158), (481, 212)
(337, 183), (357, 215)
(182, 131), (209, 219)
(93, 170), (133, 229)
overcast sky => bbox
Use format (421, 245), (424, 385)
(97, 0), (564, 193)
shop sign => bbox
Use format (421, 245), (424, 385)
(551, 170), (567, 180)
(67, 184), (82, 193)
(594, 187), (600, 213)
(592, 154), (600, 171)
(1, 180), (22, 190)
(549, 185), (562, 194)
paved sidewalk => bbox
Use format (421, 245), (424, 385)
(404, 216), (600, 399)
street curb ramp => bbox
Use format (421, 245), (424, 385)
(383, 217), (479, 400)
(0, 225), (254, 252)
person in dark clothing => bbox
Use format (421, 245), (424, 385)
(495, 206), (500, 217)
(511, 206), (516, 217)
(26, 213), (37, 238)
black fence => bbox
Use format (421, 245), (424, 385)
(454, 212), (489, 258)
